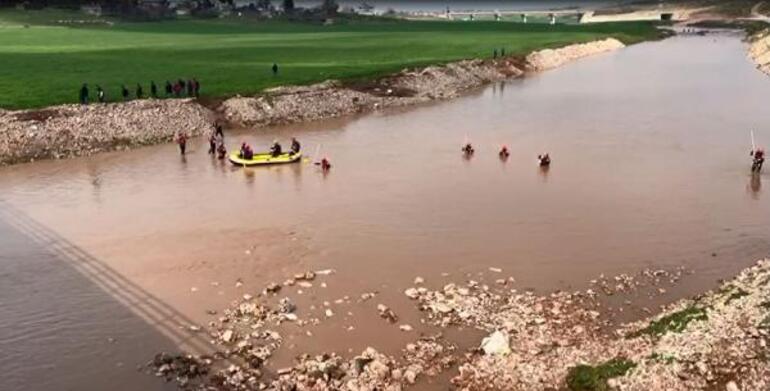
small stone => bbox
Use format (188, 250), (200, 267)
(489, 267), (503, 273)
(404, 288), (420, 299)
(399, 324), (413, 332)
(414, 277), (425, 285)
(726, 381), (740, 391)
(325, 309), (334, 318)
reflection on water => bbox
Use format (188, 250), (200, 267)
(1, 32), (770, 390)
(748, 173), (762, 198)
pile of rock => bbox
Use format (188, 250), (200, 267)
(748, 29), (770, 77)
(437, 260), (770, 391)
(0, 99), (213, 165)
(220, 58), (523, 128)
(526, 38), (625, 72)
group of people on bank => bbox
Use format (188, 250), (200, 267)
(78, 78), (201, 104)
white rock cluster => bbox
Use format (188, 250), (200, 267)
(0, 99), (214, 165)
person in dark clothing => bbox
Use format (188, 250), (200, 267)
(173, 82), (182, 97)
(177, 132), (187, 155)
(493, 49), (498, 59)
(538, 153), (551, 166)
(178, 79), (186, 94)
(752, 148), (765, 172)
(290, 137), (301, 155)
(150, 81), (158, 98)
(217, 142), (227, 160)
(208, 133), (216, 155)
(193, 78), (200, 97)
(121, 85), (130, 101)
(501, 48), (505, 57)
(186, 79), (193, 97)
(79, 83), (89, 104)
(96, 85), (105, 103)
(462, 143), (474, 156)
(165, 80), (173, 97)
(272, 63), (279, 76)
(215, 123), (224, 138)
(136, 84), (143, 99)
(270, 140), (282, 157)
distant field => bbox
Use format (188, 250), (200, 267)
(0, 9), (662, 109)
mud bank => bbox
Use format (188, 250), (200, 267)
(0, 99), (214, 166)
(748, 29), (770, 76)
(220, 38), (625, 128)
(147, 259), (769, 391)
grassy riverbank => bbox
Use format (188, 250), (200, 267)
(0, 9), (662, 109)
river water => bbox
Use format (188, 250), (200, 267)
(1, 32), (769, 390)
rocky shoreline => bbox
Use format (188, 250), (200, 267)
(147, 259), (770, 391)
(0, 38), (625, 166)
(749, 28), (770, 77)
(0, 99), (213, 165)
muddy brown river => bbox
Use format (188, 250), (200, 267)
(1, 32), (769, 391)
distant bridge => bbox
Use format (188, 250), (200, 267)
(442, 10), (679, 24)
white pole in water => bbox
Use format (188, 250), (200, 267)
(751, 130), (757, 151)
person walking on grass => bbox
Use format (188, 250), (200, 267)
(79, 83), (89, 104)
(272, 63), (279, 76)
(97, 85), (105, 103)
(151, 81), (158, 98)
(136, 83), (143, 99)
(121, 85), (130, 101)
(165, 80), (173, 97)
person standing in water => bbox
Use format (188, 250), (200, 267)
(272, 63), (279, 76)
(177, 131), (188, 155)
(150, 81), (158, 98)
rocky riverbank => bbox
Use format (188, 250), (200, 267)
(748, 28), (770, 76)
(147, 259), (769, 390)
(219, 38), (626, 129)
(0, 99), (214, 165)
(0, 38), (626, 166)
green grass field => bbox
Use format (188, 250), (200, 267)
(0, 9), (662, 109)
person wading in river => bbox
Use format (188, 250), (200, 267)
(136, 83), (143, 99)
(177, 131), (188, 155)
(165, 80), (173, 97)
(150, 81), (158, 98)
(272, 63), (279, 76)
(121, 85), (130, 101)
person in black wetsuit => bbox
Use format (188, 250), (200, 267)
(270, 140), (282, 157)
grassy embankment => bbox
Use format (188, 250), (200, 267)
(0, 9), (662, 109)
